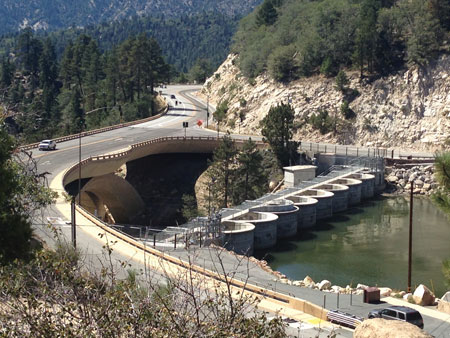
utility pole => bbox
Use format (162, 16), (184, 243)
(71, 197), (77, 248)
(206, 94), (209, 128)
(408, 181), (413, 292)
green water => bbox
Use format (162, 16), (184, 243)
(262, 196), (450, 297)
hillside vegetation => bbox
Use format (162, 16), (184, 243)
(1, 30), (170, 143)
(0, 13), (242, 73)
(233, 0), (450, 81)
(0, 0), (262, 35)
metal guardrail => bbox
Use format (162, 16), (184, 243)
(19, 97), (169, 151)
(327, 310), (364, 328)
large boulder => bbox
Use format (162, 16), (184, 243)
(413, 284), (435, 306)
(378, 287), (392, 297)
(318, 280), (331, 290)
(442, 291), (450, 302)
(354, 318), (432, 338)
(303, 275), (315, 287)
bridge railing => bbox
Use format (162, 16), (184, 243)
(19, 96), (169, 151)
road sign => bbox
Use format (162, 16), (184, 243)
(197, 120), (203, 127)
(183, 122), (188, 128)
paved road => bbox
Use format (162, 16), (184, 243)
(30, 84), (446, 336)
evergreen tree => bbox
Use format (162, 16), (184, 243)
(335, 70), (349, 93)
(69, 89), (85, 134)
(256, 0), (278, 26)
(0, 58), (14, 88)
(189, 58), (213, 83)
(207, 133), (237, 209)
(261, 103), (297, 167)
(432, 152), (450, 214)
(232, 138), (267, 205)
(0, 121), (55, 263)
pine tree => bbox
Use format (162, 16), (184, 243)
(256, 0), (278, 26)
(261, 103), (297, 167)
(69, 89), (85, 134)
(207, 133), (237, 209)
(232, 138), (267, 205)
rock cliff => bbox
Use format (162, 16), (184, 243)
(200, 54), (450, 152)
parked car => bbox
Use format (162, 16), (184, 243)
(368, 306), (424, 329)
(38, 139), (57, 151)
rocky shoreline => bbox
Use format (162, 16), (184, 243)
(385, 164), (438, 196)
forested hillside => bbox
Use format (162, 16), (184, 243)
(0, 0), (261, 35)
(0, 29), (169, 143)
(48, 13), (238, 73)
(233, 0), (450, 81)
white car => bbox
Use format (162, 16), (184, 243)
(38, 139), (57, 151)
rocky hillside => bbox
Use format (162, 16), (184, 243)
(200, 54), (450, 152)
(0, 0), (262, 34)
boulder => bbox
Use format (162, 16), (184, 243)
(437, 300), (450, 314)
(442, 291), (450, 302)
(292, 280), (304, 287)
(387, 175), (399, 183)
(403, 292), (412, 301)
(354, 318), (432, 338)
(413, 284), (435, 306)
(331, 285), (342, 293)
(379, 287), (392, 297)
(303, 275), (315, 287)
(357, 283), (369, 290)
(318, 280), (331, 290)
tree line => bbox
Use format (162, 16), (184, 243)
(233, 0), (450, 81)
(0, 29), (170, 142)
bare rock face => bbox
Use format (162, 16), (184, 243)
(354, 318), (432, 338)
(201, 54), (450, 152)
(413, 284), (435, 306)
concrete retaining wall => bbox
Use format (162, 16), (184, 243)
(344, 173), (375, 199)
(232, 212), (278, 250)
(285, 195), (318, 229)
(315, 184), (349, 213)
(329, 178), (362, 206)
(250, 200), (299, 239)
(297, 189), (334, 220)
(222, 221), (255, 256)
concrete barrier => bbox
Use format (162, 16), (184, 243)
(250, 200), (299, 239)
(315, 184), (349, 213)
(297, 189), (334, 220)
(344, 173), (375, 199)
(285, 195), (318, 229)
(232, 211), (278, 250)
(329, 178), (362, 206)
(222, 221), (255, 256)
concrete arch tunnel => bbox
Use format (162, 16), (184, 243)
(78, 173), (145, 224)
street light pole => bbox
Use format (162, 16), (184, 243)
(77, 106), (110, 206)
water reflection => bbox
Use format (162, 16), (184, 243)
(261, 196), (450, 296)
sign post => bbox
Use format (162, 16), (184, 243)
(182, 121), (188, 138)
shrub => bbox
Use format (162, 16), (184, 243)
(310, 110), (333, 134)
(340, 100), (356, 119)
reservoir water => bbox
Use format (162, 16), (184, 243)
(261, 196), (450, 297)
